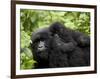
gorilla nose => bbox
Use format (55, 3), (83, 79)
(38, 46), (46, 51)
(39, 46), (43, 48)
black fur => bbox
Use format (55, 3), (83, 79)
(31, 22), (90, 68)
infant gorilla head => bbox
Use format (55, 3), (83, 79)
(31, 22), (90, 68)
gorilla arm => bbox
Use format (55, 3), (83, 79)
(51, 34), (76, 52)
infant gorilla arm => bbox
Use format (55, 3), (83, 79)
(51, 34), (76, 52)
(49, 22), (90, 47)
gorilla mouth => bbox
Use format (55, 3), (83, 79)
(37, 47), (48, 53)
(38, 46), (46, 51)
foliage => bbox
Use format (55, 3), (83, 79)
(20, 9), (90, 69)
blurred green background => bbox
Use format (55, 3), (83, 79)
(20, 9), (90, 70)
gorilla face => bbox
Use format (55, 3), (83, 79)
(37, 41), (46, 51)
(31, 28), (52, 60)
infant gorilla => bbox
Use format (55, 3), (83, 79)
(31, 22), (90, 68)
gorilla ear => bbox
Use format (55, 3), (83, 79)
(30, 40), (33, 47)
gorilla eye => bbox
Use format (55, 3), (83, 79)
(33, 38), (40, 43)
(39, 38), (44, 41)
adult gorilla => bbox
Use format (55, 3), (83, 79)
(31, 22), (90, 68)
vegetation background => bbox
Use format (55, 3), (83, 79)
(20, 9), (90, 69)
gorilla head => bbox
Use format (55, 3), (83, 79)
(30, 28), (53, 68)
(31, 28), (51, 60)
